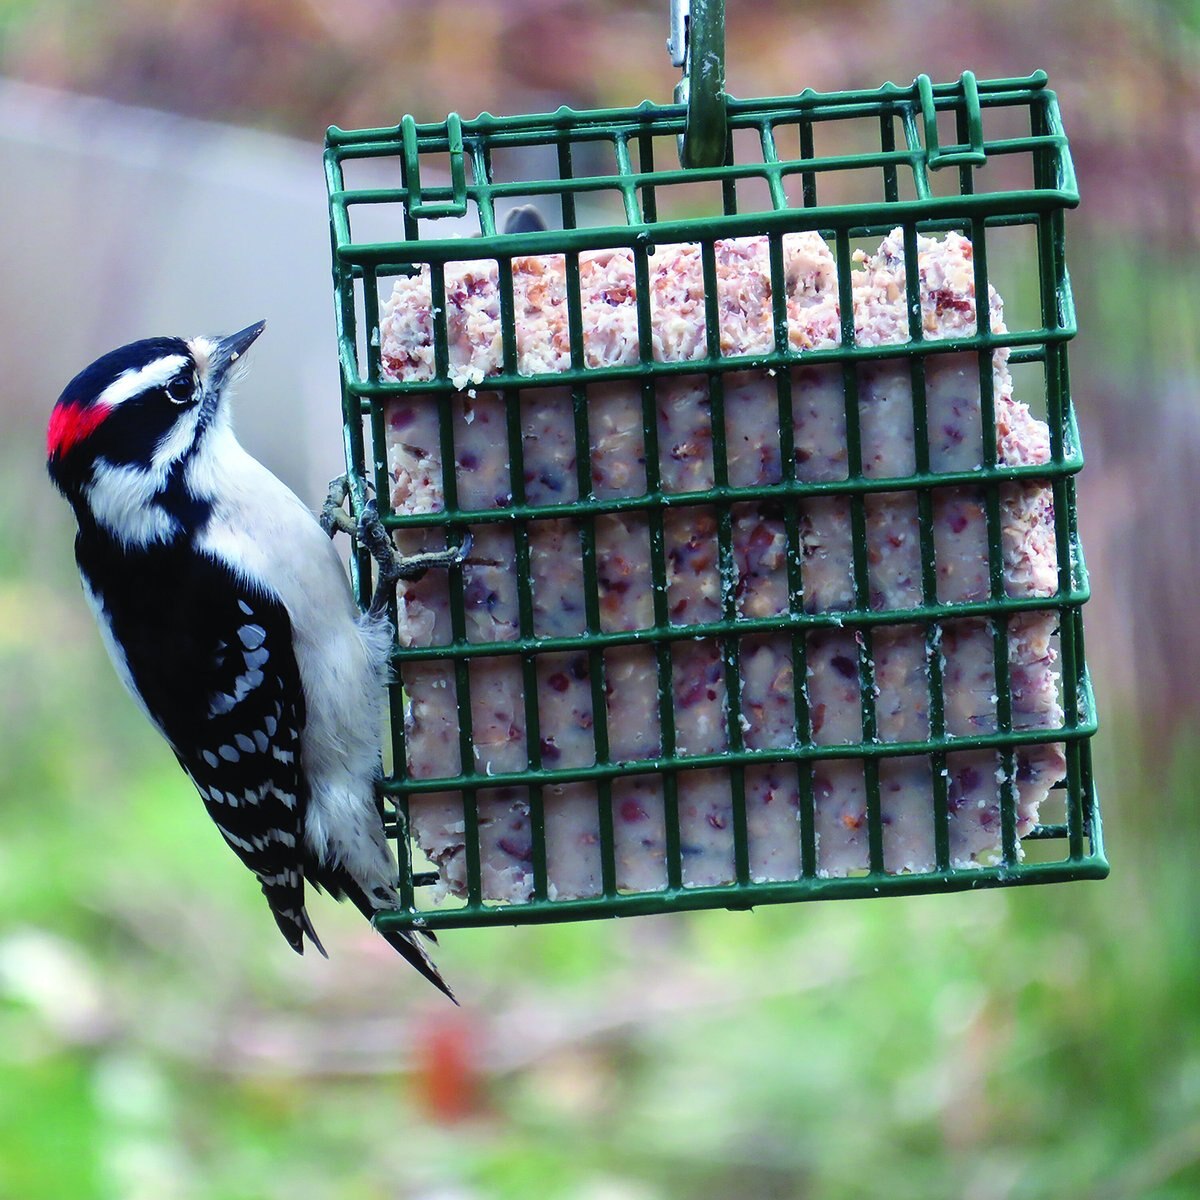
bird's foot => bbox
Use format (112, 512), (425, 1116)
(319, 474), (358, 538)
(358, 500), (471, 617)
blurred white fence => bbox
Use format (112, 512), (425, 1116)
(0, 78), (353, 500)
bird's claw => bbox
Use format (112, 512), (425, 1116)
(358, 499), (471, 617)
(320, 474), (357, 538)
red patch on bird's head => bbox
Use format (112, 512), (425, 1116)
(46, 401), (112, 461)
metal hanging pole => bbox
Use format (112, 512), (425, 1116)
(669, 0), (728, 168)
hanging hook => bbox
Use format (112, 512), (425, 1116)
(669, 0), (728, 168)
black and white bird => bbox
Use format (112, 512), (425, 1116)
(46, 322), (456, 998)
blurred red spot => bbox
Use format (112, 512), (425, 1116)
(411, 1010), (484, 1125)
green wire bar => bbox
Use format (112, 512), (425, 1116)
(324, 71), (1106, 934)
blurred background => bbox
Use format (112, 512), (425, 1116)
(2, 1), (1199, 1197)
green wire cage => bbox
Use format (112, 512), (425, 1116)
(323, 3), (1105, 936)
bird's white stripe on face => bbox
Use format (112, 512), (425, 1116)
(85, 460), (181, 548)
(151, 402), (206, 476)
(79, 353), (209, 546)
(97, 355), (189, 411)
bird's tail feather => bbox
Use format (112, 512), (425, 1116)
(267, 897), (328, 959)
(314, 867), (456, 1001)
(370, 910), (457, 1003)
(298, 908), (330, 959)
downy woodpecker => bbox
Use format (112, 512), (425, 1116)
(47, 322), (458, 998)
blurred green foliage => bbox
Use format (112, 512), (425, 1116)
(2, 489), (1198, 1197)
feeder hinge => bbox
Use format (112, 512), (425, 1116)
(668, 0), (728, 169)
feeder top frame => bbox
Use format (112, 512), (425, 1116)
(325, 71), (1076, 290)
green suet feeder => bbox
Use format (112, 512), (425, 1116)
(323, 0), (1105, 935)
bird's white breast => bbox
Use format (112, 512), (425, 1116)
(190, 423), (392, 878)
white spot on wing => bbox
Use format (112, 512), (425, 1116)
(258, 869), (299, 889)
(238, 624), (267, 650)
(218, 744), (239, 762)
(231, 669), (264, 701)
(217, 824), (255, 853)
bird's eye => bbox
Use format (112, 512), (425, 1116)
(165, 375), (195, 405)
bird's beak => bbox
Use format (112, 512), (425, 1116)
(208, 320), (266, 391)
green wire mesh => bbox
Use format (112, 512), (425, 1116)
(324, 71), (1106, 934)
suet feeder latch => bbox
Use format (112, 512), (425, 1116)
(323, 2), (1105, 936)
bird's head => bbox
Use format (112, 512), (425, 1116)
(47, 322), (265, 541)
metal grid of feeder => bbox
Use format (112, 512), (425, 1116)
(323, 66), (1105, 934)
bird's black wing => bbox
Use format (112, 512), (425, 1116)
(77, 539), (320, 954)
(172, 584), (318, 955)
